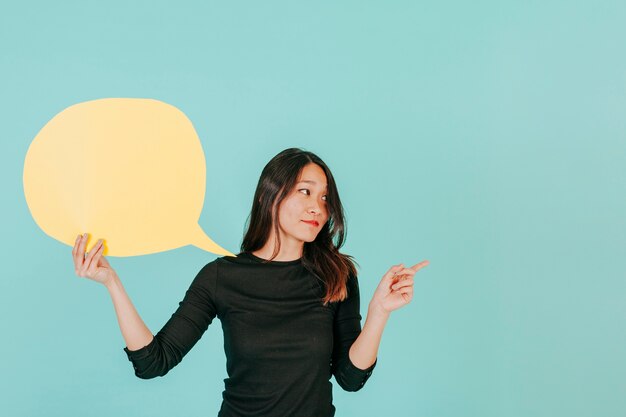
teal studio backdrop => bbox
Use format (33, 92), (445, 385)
(1, 1), (624, 416)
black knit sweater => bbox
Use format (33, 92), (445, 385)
(123, 251), (377, 417)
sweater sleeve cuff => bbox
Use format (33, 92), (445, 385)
(123, 336), (157, 362)
(345, 356), (377, 388)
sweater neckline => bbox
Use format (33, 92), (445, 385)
(241, 251), (303, 266)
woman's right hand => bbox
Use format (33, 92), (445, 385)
(72, 233), (117, 287)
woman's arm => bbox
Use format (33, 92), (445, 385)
(121, 262), (219, 379)
(72, 233), (218, 379)
(348, 261), (429, 370)
(72, 234), (154, 351)
(348, 304), (389, 370)
(105, 274), (154, 351)
(331, 275), (377, 392)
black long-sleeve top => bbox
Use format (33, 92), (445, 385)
(123, 251), (377, 417)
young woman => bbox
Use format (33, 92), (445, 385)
(71, 147), (429, 417)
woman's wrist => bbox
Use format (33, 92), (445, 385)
(104, 273), (121, 291)
(367, 301), (391, 322)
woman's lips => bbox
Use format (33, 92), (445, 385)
(302, 220), (319, 227)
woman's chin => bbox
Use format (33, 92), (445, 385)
(301, 234), (319, 243)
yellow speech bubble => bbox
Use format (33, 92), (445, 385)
(23, 98), (235, 257)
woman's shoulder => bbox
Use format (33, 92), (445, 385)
(193, 252), (255, 272)
(217, 251), (255, 265)
(193, 253), (250, 278)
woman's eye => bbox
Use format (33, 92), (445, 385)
(299, 189), (327, 202)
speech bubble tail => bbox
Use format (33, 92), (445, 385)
(189, 224), (236, 257)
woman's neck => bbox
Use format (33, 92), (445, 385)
(252, 238), (303, 262)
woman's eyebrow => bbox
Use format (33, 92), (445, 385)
(298, 180), (328, 189)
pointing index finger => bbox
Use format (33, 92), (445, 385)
(410, 260), (429, 272)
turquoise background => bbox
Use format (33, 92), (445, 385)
(1, 1), (624, 416)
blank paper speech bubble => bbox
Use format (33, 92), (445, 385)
(23, 98), (235, 257)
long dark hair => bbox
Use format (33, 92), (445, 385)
(240, 148), (359, 305)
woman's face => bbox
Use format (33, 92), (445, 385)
(276, 163), (329, 245)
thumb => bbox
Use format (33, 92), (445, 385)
(99, 255), (111, 268)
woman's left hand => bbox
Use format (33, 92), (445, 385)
(370, 260), (429, 314)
